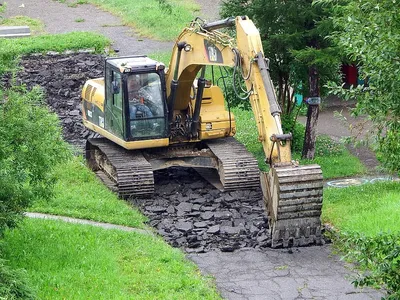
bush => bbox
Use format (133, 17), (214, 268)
(0, 258), (36, 299)
(280, 110), (305, 153)
(336, 232), (400, 299)
(0, 86), (70, 235)
(220, 69), (252, 111)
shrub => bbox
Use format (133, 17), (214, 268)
(0, 86), (70, 235)
(0, 258), (36, 299)
(336, 232), (400, 299)
(315, 135), (344, 157)
(281, 110), (305, 153)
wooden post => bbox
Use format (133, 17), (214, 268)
(302, 65), (320, 159)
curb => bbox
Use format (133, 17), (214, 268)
(25, 212), (154, 236)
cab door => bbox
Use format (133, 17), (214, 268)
(104, 67), (125, 139)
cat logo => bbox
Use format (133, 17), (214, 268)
(204, 40), (223, 63)
(208, 45), (217, 62)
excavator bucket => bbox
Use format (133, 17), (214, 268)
(261, 165), (324, 247)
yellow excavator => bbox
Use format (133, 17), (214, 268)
(81, 16), (323, 247)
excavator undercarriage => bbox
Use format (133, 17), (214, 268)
(86, 137), (260, 197)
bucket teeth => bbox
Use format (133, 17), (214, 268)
(262, 165), (324, 248)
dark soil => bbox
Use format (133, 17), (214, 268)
(4, 53), (273, 252)
(3, 52), (104, 150)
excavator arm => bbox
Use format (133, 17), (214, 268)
(166, 16), (324, 247)
(165, 16), (290, 163)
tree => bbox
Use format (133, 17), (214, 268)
(221, 0), (341, 158)
(221, 0), (340, 115)
(318, 0), (400, 174)
(0, 86), (70, 235)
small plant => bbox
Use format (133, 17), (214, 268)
(0, 259), (36, 300)
(336, 232), (400, 299)
(158, 0), (173, 14)
(315, 135), (344, 157)
(75, 17), (85, 22)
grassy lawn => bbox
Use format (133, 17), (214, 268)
(231, 107), (366, 178)
(29, 157), (147, 228)
(1, 218), (220, 300)
(322, 181), (400, 235)
(61, 0), (200, 41)
(0, 16), (45, 35)
(322, 181), (400, 297)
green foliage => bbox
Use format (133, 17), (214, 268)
(221, 0), (341, 115)
(158, 0), (173, 14)
(29, 157), (147, 228)
(281, 110), (306, 153)
(233, 106), (365, 177)
(324, 181), (400, 297)
(319, 0), (400, 175)
(0, 259), (36, 300)
(1, 219), (221, 299)
(0, 32), (110, 75)
(315, 135), (343, 157)
(0, 87), (70, 235)
(335, 232), (400, 299)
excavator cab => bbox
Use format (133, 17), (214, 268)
(105, 56), (169, 141)
(82, 56), (169, 143)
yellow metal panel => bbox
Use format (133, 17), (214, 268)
(81, 78), (105, 112)
(83, 120), (170, 150)
(166, 28), (237, 111)
(200, 111), (235, 124)
(199, 86), (226, 112)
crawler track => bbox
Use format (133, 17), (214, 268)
(207, 137), (260, 190)
(86, 138), (154, 197)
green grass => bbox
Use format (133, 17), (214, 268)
(80, 0), (200, 41)
(0, 16), (45, 35)
(0, 31), (110, 74)
(1, 218), (221, 300)
(148, 50), (173, 66)
(297, 150), (366, 179)
(231, 107), (366, 178)
(323, 181), (400, 296)
(29, 157), (147, 228)
(322, 181), (400, 236)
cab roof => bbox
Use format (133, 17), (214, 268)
(106, 56), (165, 73)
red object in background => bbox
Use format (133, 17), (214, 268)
(341, 64), (358, 86)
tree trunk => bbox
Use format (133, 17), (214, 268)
(302, 65), (320, 159)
